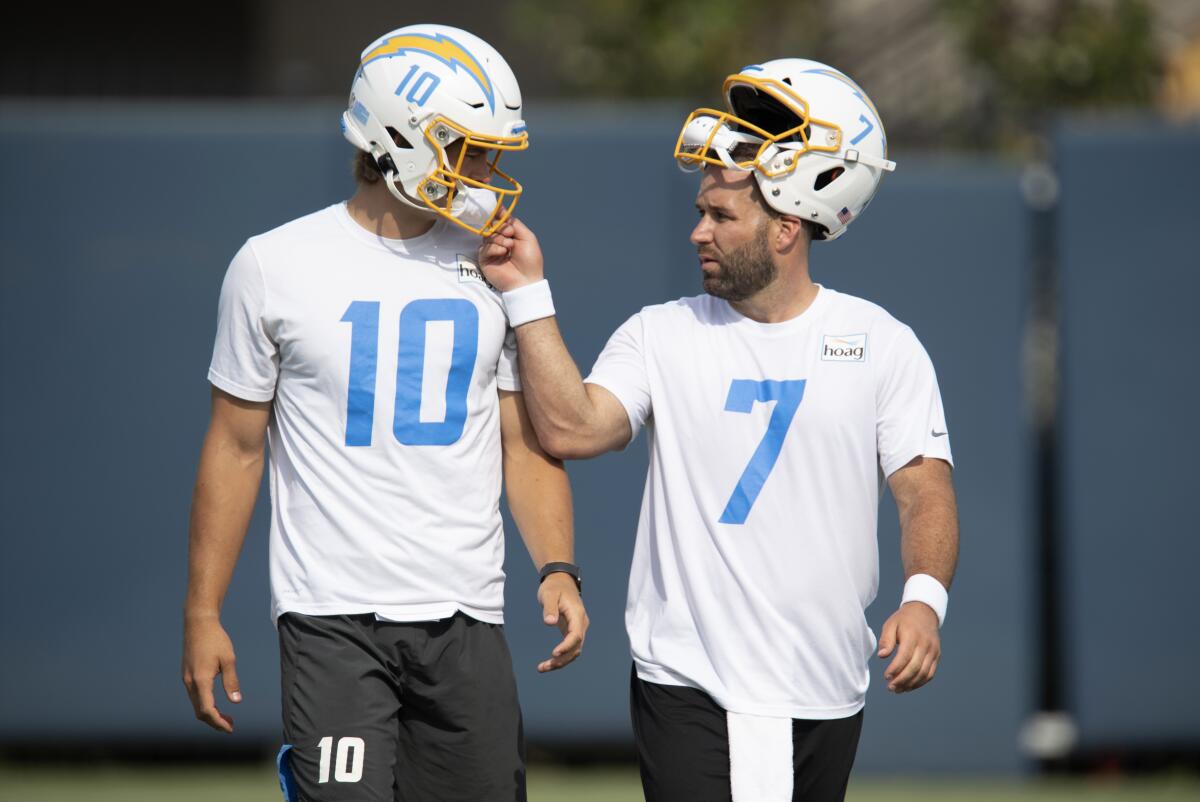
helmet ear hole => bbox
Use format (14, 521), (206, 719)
(814, 167), (844, 191)
(374, 127), (412, 174)
(385, 126), (414, 150)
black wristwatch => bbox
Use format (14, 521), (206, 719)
(539, 561), (582, 592)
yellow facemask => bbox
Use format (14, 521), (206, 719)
(418, 116), (529, 237)
(673, 74), (844, 176)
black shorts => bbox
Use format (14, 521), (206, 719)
(276, 612), (525, 802)
(630, 666), (863, 802)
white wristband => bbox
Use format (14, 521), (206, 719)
(901, 574), (948, 627)
(502, 279), (555, 327)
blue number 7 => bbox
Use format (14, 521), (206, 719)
(719, 379), (807, 525)
(850, 113), (874, 146)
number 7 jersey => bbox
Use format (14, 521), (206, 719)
(208, 201), (518, 624)
(586, 288), (952, 719)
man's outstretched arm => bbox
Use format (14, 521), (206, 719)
(877, 456), (959, 693)
(511, 316), (631, 459)
(482, 220), (631, 459)
(182, 387), (270, 732)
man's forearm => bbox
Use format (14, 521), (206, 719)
(185, 437), (264, 618)
(504, 446), (574, 568)
(513, 319), (598, 451)
(897, 482), (959, 589)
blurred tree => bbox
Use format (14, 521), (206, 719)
(507, 0), (1167, 151)
(941, 0), (1162, 148)
(508, 0), (829, 102)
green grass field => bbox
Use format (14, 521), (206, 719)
(1, 763), (1198, 802)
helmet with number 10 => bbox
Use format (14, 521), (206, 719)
(340, 24), (528, 236)
(675, 58), (896, 241)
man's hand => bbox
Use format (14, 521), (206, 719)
(479, 218), (545, 292)
(877, 601), (941, 693)
(182, 614), (241, 733)
(536, 573), (588, 673)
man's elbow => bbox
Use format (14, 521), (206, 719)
(537, 427), (608, 461)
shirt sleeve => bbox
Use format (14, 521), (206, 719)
(876, 325), (953, 477)
(497, 326), (521, 392)
(584, 312), (652, 444)
(207, 242), (279, 402)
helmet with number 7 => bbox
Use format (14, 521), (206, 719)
(340, 24), (528, 236)
(674, 58), (896, 241)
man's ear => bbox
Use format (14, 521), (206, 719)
(773, 215), (806, 253)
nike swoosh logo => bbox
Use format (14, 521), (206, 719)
(932, 430), (947, 437)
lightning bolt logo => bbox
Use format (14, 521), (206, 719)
(362, 32), (495, 113)
(801, 68), (887, 155)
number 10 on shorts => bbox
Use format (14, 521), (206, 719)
(317, 736), (365, 784)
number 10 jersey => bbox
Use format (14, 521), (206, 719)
(586, 288), (952, 719)
(208, 202), (518, 624)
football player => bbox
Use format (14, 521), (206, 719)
(480, 59), (959, 802)
(181, 24), (586, 802)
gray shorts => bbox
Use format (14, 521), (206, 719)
(276, 611), (525, 802)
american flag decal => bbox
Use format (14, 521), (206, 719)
(837, 206), (854, 224)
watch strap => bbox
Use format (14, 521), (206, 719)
(539, 561), (582, 591)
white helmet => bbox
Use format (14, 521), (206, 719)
(674, 58), (896, 240)
(340, 24), (528, 236)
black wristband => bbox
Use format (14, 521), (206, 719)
(539, 561), (582, 592)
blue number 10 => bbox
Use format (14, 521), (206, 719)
(719, 379), (807, 525)
(394, 65), (442, 107)
(341, 299), (479, 447)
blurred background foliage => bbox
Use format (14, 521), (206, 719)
(6, 0), (1198, 153)
(508, 0), (829, 100)
(507, 0), (1191, 151)
(942, 0), (1162, 146)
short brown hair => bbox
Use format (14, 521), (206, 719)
(355, 149), (383, 185)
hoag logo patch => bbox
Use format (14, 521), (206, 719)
(455, 254), (495, 289)
(821, 333), (867, 362)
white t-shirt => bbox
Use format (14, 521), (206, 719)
(586, 287), (952, 719)
(208, 201), (519, 624)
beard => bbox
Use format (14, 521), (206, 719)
(701, 221), (777, 302)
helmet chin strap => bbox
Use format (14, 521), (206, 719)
(842, 148), (897, 172)
(715, 148), (752, 170)
(774, 141), (897, 172)
(382, 174), (427, 211)
(369, 142), (425, 212)
(372, 144), (469, 217)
